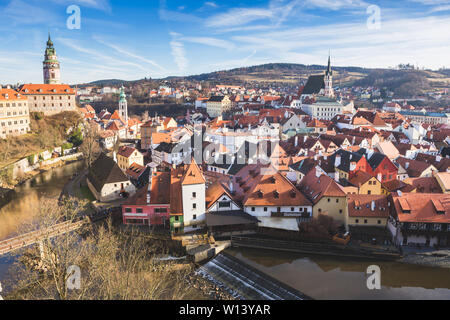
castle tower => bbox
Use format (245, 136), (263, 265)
(43, 33), (61, 84)
(119, 85), (128, 132)
(324, 54), (334, 98)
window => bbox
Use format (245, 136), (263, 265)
(378, 220), (382, 225)
(355, 219), (359, 224)
(192, 192), (196, 198)
(264, 207), (268, 212)
(193, 214), (197, 220)
(251, 207), (255, 212)
(136, 208), (143, 214)
(155, 208), (167, 213)
(291, 207), (295, 212)
(193, 203), (197, 209)
(364, 219), (368, 224)
(125, 208), (132, 213)
(336, 199), (339, 203)
(219, 201), (231, 208)
(339, 209), (343, 214)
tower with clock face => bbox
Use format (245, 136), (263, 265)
(43, 33), (61, 84)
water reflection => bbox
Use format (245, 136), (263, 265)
(0, 161), (84, 240)
(227, 248), (450, 300)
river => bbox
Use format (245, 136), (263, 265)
(226, 247), (450, 300)
(1, 161), (450, 299)
(0, 161), (84, 283)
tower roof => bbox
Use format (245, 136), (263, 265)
(326, 53), (332, 76)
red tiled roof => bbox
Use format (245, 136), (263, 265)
(19, 84), (75, 95)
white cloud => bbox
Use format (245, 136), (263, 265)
(182, 37), (235, 50)
(169, 34), (188, 73)
(93, 35), (165, 71)
(50, 0), (112, 12)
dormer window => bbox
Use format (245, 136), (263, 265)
(257, 190), (263, 198)
(273, 191), (279, 198)
(269, 177), (276, 184)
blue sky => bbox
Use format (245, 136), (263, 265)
(0, 0), (449, 84)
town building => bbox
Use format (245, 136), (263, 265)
(389, 193), (450, 247)
(122, 171), (171, 226)
(0, 87), (31, 139)
(206, 95), (231, 118)
(116, 146), (144, 172)
(18, 84), (76, 115)
(87, 153), (136, 202)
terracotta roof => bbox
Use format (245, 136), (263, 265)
(347, 194), (390, 218)
(125, 163), (145, 180)
(232, 164), (312, 207)
(118, 146), (138, 158)
(348, 170), (375, 187)
(205, 178), (237, 209)
(404, 177), (443, 193)
(393, 193), (450, 223)
(0, 88), (27, 101)
(181, 158), (206, 185)
(395, 157), (436, 178)
(19, 84), (75, 95)
(123, 172), (170, 205)
(299, 168), (346, 204)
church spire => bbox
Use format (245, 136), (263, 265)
(326, 51), (332, 76)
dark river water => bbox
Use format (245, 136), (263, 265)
(1, 161), (449, 299)
(227, 248), (450, 300)
(0, 161), (84, 283)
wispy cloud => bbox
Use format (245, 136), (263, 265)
(93, 35), (165, 71)
(50, 0), (112, 13)
(169, 32), (188, 74)
(182, 37), (235, 50)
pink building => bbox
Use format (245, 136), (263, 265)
(122, 172), (170, 226)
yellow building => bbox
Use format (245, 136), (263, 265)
(206, 95), (231, 118)
(0, 87), (31, 139)
(345, 194), (390, 228)
(116, 146), (144, 172)
(348, 170), (382, 195)
(299, 169), (348, 226)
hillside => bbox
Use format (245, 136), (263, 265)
(80, 63), (450, 99)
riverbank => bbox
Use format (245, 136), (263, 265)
(400, 248), (450, 269)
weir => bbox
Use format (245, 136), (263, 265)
(197, 252), (311, 300)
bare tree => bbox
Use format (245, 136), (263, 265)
(80, 122), (101, 169)
(5, 197), (201, 300)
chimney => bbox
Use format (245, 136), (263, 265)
(304, 135), (307, 143)
(405, 162), (410, 169)
(350, 162), (356, 171)
(229, 180), (234, 193)
(295, 136), (298, 147)
(113, 151), (117, 163)
(371, 200), (375, 211)
(335, 154), (341, 167)
(377, 173), (382, 182)
(436, 156), (442, 162)
(315, 167), (322, 178)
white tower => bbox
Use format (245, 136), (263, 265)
(118, 85), (128, 135)
(324, 54), (334, 98)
